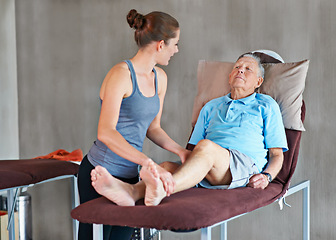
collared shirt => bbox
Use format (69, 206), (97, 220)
(189, 93), (288, 172)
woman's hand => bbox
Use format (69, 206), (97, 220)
(155, 163), (176, 196)
(179, 149), (192, 164)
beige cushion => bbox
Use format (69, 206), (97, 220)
(191, 60), (309, 131)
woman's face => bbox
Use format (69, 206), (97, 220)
(159, 29), (180, 65)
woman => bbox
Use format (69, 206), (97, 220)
(77, 9), (190, 240)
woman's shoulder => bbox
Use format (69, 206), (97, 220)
(100, 62), (132, 98)
(153, 66), (168, 93)
(109, 61), (130, 76)
(153, 66), (167, 79)
(103, 62), (131, 84)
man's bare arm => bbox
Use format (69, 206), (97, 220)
(247, 148), (284, 189)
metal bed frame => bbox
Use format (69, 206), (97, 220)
(1, 175), (79, 240)
(199, 180), (310, 240)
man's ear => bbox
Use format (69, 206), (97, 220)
(157, 40), (165, 52)
(256, 77), (264, 88)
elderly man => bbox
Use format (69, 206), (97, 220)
(90, 53), (288, 206)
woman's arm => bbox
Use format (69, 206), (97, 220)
(146, 67), (191, 163)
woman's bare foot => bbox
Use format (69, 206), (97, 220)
(91, 166), (136, 206)
(140, 161), (167, 206)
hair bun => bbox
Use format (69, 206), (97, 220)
(127, 9), (145, 30)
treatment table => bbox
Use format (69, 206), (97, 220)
(0, 158), (79, 240)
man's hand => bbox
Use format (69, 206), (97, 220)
(247, 173), (269, 189)
(248, 148), (283, 189)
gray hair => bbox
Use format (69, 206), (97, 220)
(237, 53), (264, 79)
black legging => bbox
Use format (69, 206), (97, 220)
(77, 155), (139, 240)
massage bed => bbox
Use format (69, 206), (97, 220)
(0, 158), (80, 240)
(71, 50), (310, 240)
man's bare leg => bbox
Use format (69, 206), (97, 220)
(91, 140), (231, 207)
(91, 166), (145, 206)
(91, 161), (179, 206)
(141, 139), (232, 206)
(173, 139), (232, 192)
(139, 161), (167, 206)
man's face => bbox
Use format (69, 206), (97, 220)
(229, 56), (263, 96)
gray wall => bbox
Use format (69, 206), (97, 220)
(1, 0), (335, 239)
(0, 0), (19, 159)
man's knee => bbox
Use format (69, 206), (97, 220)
(194, 139), (216, 153)
(194, 139), (230, 161)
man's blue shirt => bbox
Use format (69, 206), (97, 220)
(189, 93), (288, 172)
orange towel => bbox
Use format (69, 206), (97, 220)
(0, 211), (7, 216)
(33, 149), (83, 162)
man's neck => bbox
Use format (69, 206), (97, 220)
(230, 89), (255, 100)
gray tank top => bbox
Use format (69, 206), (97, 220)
(87, 60), (160, 178)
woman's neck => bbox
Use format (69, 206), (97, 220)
(131, 48), (157, 74)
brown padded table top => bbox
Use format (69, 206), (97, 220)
(0, 159), (79, 190)
(71, 181), (283, 230)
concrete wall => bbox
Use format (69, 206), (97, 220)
(2, 0), (335, 239)
(0, 0), (19, 159)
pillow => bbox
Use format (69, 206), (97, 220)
(191, 60), (309, 131)
(191, 61), (233, 127)
(259, 60), (309, 131)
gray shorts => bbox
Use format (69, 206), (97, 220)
(198, 149), (259, 189)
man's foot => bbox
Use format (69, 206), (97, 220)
(91, 166), (136, 206)
(140, 161), (166, 206)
